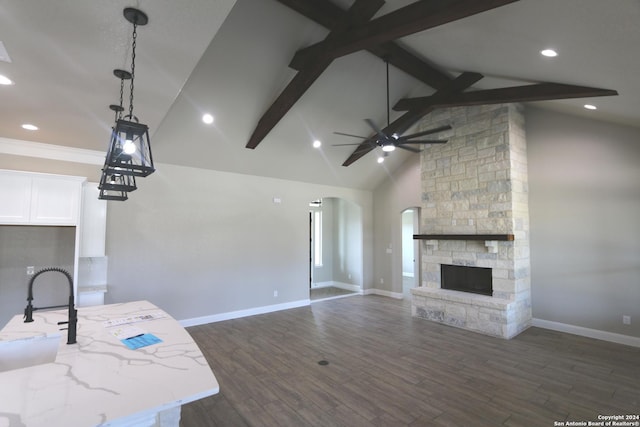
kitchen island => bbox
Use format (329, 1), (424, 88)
(0, 300), (219, 427)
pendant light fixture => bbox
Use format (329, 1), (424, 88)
(102, 7), (154, 200)
(99, 69), (137, 201)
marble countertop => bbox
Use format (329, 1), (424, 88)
(0, 300), (219, 426)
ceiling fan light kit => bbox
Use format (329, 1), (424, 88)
(99, 7), (154, 201)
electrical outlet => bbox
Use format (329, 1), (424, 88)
(273, 290), (278, 298)
(380, 278), (384, 284)
(26, 266), (35, 275)
(623, 315), (631, 325)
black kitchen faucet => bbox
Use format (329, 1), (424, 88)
(24, 267), (77, 345)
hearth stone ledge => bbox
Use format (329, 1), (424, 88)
(411, 287), (531, 339)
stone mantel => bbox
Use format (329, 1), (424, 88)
(414, 234), (515, 254)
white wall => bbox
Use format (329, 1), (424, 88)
(104, 163), (372, 321)
(526, 107), (640, 337)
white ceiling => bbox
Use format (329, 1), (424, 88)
(1, 0), (638, 190)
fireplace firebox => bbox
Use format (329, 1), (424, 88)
(441, 264), (492, 296)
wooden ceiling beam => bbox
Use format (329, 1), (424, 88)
(290, 0), (521, 70)
(367, 42), (452, 91)
(246, 0), (384, 149)
(274, 0), (346, 29)
(342, 72), (483, 166)
(277, 0), (453, 91)
(394, 83), (619, 111)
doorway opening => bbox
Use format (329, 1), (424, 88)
(308, 197), (363, 302)
(401, 208), (420, 299)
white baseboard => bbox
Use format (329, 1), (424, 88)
(331, 281), (362, 293)
(532, 318), (640, 348)
(312, 281), (362, 293)
(364, 288), (404, 300)
(311, 281), (333, 289)
(179, 299), (310, 328)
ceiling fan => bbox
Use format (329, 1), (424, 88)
(333, 58), (452, 155)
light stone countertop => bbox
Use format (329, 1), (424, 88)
(0, 300), (219, 427)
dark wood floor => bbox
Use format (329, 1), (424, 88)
(182, 295), (640, 427)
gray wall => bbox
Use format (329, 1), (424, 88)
(526, 107), (640, 337)
(372, 155), (422, 295)
(0, 226), (75, 327)
(313, 197), (363, 287)
(105, 163), (372, 321)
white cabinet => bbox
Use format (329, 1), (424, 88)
(0, 170), (84, 225)
(79, 182), (107, 257)
(0, 173), (31, 223)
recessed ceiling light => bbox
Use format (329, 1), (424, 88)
(584, 104), (597, 110)
(377, 156), (385, 164)
(202, 113), (214, 124)
(0, 74), (13, 85)
(540, 49), (558, 58)
(312, 140), (322, 148)
(21, 124), (38, 131)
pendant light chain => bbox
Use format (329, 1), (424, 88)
(118, 76), (125, 120)
(128, 20), (137, 119)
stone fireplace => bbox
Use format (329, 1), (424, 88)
(410, 104), (531, 339)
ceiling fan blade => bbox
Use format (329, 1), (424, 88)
(333, 131), (369, 139)
(397, 139), (448, 145)
(398, 125), (452, 140)
(365, 118), (388, 141)
(396, 145), (421, 153)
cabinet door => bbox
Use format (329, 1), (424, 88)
(0, 172), (32, 224)
(30, 177), (82, 225)
(79, 183), (107, 257)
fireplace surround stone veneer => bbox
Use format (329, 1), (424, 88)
(410, 104), (531, 339)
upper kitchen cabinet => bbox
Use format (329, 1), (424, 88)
(0, 172), (31, 223)
(0, 170), (85, 225)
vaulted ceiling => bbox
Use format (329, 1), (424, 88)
(0, 0), (636, 190)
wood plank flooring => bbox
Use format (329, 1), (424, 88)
(181, 295), (640, 427)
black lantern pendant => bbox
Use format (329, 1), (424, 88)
(98, 187), (129, 201)
(104, 119), (154, 177)
(102, 7), (154, 197)
(99, 70), (137, 200)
